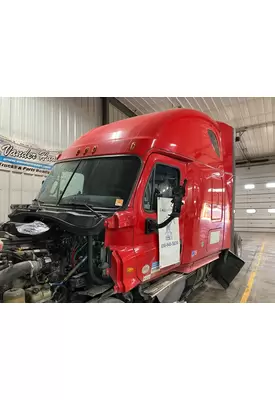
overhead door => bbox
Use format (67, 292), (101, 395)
(235, 164), (275, 233)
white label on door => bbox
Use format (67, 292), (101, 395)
(157, 197), (180, 268)
(210, 230), (220, 244)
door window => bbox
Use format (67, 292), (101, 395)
(143, 164), (180, 212)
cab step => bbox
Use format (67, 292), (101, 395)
(143, 272), (186, 302)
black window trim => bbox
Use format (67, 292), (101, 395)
(208, 129), (221, 158)
(142, 162), (181, 214)
(40, 154), (143, 212)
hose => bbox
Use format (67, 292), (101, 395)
(59, 236), (106, 287)
(88, 236), (106, 285)
(61, 255), (88, 284)
(0, 250), (25, 261)
(0, 260), (43, 287)
(74, 242), (87, 263)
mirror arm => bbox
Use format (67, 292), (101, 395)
(145, 179), (187, 234)
(146, 213), (177, 233)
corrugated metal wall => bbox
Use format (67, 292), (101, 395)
(0, 97), (103, 222)
(0, 97), (102, 150)
(0, 170), (44, 222)
(108, 103), (128, 123)
(235, 165), (275, 232)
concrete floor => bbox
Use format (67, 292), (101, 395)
(189, 232), (275, 303)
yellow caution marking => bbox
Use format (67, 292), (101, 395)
(240, 243), (265, 303)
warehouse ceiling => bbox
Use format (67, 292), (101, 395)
(116, 97), (275, 163)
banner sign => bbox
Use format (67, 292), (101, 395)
(0, 135), (59, 174)
(157, 197), (180, 268)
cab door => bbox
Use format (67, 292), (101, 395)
(133, 153), (187, 283)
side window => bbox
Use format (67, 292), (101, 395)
(143, 164), (180, 212)
(208, 129), (220, 158)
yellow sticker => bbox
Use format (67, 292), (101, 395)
(115, 199), (124, 207)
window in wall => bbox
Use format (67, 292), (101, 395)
(208, 129), (220, 158)
(143, 164), (180, 212)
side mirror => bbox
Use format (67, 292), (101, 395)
(171, 179), (187, 216)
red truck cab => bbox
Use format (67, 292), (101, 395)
(5, 108), (244, 303)
(57, 108), (243, 300)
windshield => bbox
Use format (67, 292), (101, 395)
(37, 156), (141, 208)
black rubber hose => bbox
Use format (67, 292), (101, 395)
(0, 250), (25, 261)
(88, 236), (106, 285)
(61, 255), (88, 284)
(0, 260), (42, 287)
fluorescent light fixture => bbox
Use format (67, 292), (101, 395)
(246, 209), (256, 214)
(268, 209), (275, 213)
(244, 184), (255, 189)
(266, 182), (275, 188)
